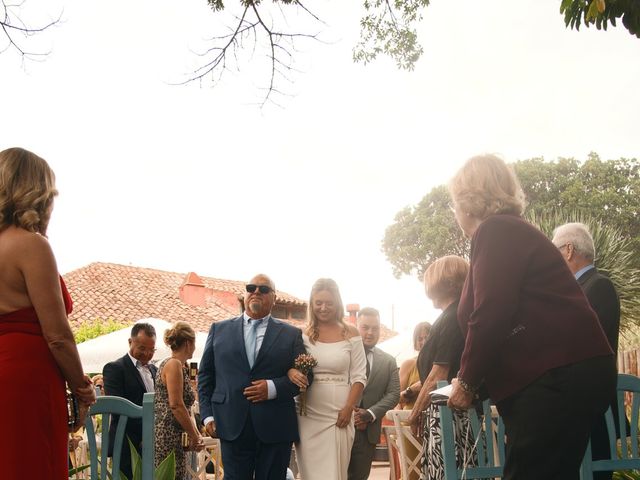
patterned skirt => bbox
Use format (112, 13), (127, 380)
(421, 403), (480, 480)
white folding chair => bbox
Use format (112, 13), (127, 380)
(386, 409), (423, 480)
(185, 402), (223, 480)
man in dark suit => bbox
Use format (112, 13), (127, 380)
(103, 322), (157, 480)
(198, 274), (308, 480)
(348, 307), (400, 480)
(553, 222), (621, 480)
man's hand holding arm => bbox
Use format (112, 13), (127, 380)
(243, 380), (273, 402)
(272, 330), (311, 399)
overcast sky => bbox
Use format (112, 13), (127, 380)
(2, 0), (639, 334)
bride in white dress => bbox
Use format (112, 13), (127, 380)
(289, 278), (367, 480)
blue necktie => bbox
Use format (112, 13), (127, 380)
(246, 319), (262, 368)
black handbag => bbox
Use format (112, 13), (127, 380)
(66, 389), (81, 432)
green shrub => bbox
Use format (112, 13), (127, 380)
(74, 318), (129, 343)
(613, 470), (640, 479)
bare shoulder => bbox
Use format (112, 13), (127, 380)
(2, 227), (49, 249)
(0, 228), (56, 285)
(164, 357), (181, 369)
(400, 357), (417, 370)
(345, 324), (359, 339)
(162, 358), (183, 377)
(8, 228), (53, 260)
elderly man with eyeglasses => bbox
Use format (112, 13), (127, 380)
(553, 222), (623, 480)
(198, 273), (311, 480)
(103, 322), (158, 480)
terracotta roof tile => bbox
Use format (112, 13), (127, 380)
(63, 262), (306, 333)
(63, 262), (397, 341)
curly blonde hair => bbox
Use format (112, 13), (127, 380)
(449, 154), (525, 220)
(305, 278), (349, 344)
(164, 321), (196, 351)
(0, 147), (58, 235)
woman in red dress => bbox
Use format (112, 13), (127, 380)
(0, 147), (96, 479)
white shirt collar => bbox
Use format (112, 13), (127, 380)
(243, 312), (270, 323)
(128, 352), (150, 368)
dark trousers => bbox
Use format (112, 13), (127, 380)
(348, 429), (376, 480)
(496, 355), (616, 480)
(220, 417), (292, 480)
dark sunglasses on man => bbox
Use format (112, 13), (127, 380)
(246, 284), (273, 294)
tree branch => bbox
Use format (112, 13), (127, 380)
(0, 0), (60, 60)
(184, 0), (324, 107)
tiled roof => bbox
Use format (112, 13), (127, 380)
(63, 262), (306, 333)
(63, 262), (397, 341)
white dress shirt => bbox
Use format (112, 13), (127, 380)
(128, 352), (154, 392)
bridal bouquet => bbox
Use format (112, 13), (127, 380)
(294, 353), (317, 416)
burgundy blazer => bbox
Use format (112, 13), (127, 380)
(457, 214), (612, 402)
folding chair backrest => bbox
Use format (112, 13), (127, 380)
(581, 373), (640, 479)
(383, 425), (400, 480)
(385, 409), (423, 480)
(84, 393), (155, 480)
(439, 382), (505, 479)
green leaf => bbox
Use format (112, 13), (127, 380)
(587, 0), (600, 21)
(128, 437), (141, 480)
(154, 451), (176, 480)
(560, 0), (574, 13)
(68, 464), (91, 476)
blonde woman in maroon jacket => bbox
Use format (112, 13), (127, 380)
(447, 154), (615, 480)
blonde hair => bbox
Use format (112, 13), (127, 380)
(424, 255), (470, 304)
(0, 147), (58, 234)
(449, 154), (525, 220)
(305, 278), (349, 344)
(164, 321), (196, 351)
(412, 321), (431, 351)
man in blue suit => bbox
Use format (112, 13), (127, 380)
(198, 274), (309, 480)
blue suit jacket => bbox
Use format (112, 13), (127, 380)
(198, 316), (307, 443)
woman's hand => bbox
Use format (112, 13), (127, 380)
(189, 433), (205, 452)
(287, 368), (308, 390)
(75, 375), (97, 406)
(399, 388), (416, 406)
(408, 407), (423, 437)
(447, 378), (474, 411)
(336, 404), (354, 428)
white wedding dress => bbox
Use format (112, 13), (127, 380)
(295, 335), (367, 480)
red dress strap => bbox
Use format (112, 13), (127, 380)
(59, 276), (73, 315)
